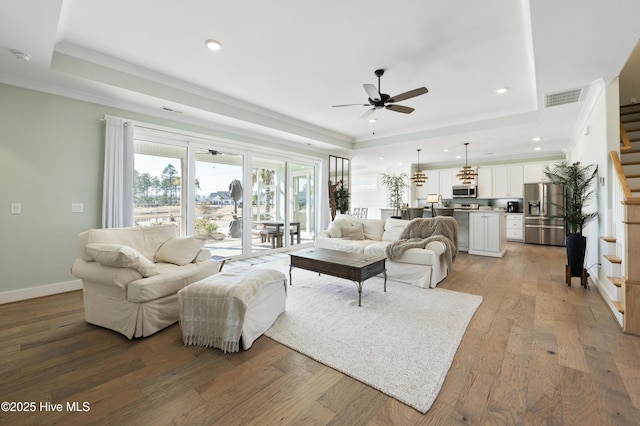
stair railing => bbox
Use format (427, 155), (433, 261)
(620, 120), (632, 152)
(610, 151), (632, 199)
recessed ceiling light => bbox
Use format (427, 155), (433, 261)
(379, 156), (384, 160)
(495, 87), (508, 94)
(205, 39), (222, 51)
(532, 137), (542, 142)
(369, 118), (377, 123)
(443, 148), (449, 153)
(534, 147), (542, 151)
(9, 48), (31, 61)
(455, 155), (462, 159)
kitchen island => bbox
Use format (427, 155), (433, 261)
(468, 210), (507, 257)
(425, 207), (472, 252)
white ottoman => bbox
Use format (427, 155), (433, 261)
(178, 268), (286, 353)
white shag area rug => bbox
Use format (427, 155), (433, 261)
(261, 264), (482, 413)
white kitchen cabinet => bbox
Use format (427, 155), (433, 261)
(476, 166), (493, 198)
(505, 213), (524, 242)
(414, 170), (436, 201)
(425, 170), (440, 197)
(416, 169), (452, 201)
(492, 165), (523, 198)
(439, 169), (453, 199)
(469, 211), (507, 257)
(524, 163), (551, 183)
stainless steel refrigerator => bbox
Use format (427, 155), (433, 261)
(524, 183), (566, 246)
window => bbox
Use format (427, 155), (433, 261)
(133, 141), (186, 233)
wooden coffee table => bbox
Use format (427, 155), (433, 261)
(289, 248), (387, 306)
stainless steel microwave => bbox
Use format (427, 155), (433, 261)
(452, 184), (477, 198)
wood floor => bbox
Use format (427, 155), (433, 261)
(2, 242), (640, 425)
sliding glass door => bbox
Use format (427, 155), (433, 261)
(291, 163), (315, 245)
(132, 126), (319, 259)
(194, 148), (244, 257)
(251, 157), (285, 254)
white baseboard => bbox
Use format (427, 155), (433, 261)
(0, 279), (83, 305)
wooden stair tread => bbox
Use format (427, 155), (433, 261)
(604, 254), (622, 264)
(608, 276), (625, 287)
(612, 300), (625, 314)
(600, 236), (616, 243)
(622, 160), (640, 166)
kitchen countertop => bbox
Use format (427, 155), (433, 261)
(424, 208), (510, 213)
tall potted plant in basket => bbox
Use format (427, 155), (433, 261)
(380, 173), (409, 218)
(544, 161), (598, 277)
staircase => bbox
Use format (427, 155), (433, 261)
(599, 104), (640, 335)
(620, 103), (640, 196)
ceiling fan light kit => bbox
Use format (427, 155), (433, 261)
(411, 148), (427, 187)
(332, 69), (428, 123)
(456, 143), (478, 184)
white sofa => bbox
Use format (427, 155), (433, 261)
(315, 215), (451, 288)
(71, 224), (219, 339)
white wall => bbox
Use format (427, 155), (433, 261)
(351, 173), (388, 219)
(619, 40), (640, 104)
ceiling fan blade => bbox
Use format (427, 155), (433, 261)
(359, 108), (375, 119)
(363, 84), (380, 101)
(332, 103), (370, 107)
(386, 104), (414, 114)
(387, 87), (429, 103)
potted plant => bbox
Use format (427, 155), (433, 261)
(380, 173), (409, 218)
(334, 179), (350, 215)
(544, 161), (598, 277)
(329, 179), (349, 220)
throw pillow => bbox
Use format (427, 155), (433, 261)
(361, 218), (385, 240)
(86, 243), (159, 277)
(155, 236), (206, 266)
(341, 223), (365, 240)
(327, 214), (361, 238)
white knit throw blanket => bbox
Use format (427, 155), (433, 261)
(385, 217), (459, 271)
(178, 268), (286, 353)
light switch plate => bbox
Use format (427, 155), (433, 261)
(11, 203), (21, 214)
(71, 203), (84, 213)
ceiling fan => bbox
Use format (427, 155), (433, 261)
(332, 69), (428, 119)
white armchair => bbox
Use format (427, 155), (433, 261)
(71, 224), (219, 338)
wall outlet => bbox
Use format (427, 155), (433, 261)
(71, 203), (84, 213)
(11, 203), (21, 214)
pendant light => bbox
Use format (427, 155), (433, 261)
(411, 149), (427, 186)
(456, 142), (477, 184)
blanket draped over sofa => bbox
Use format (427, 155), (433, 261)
(386, 216), (459, 271)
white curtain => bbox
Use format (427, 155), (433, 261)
(102, 116), (134, 228)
